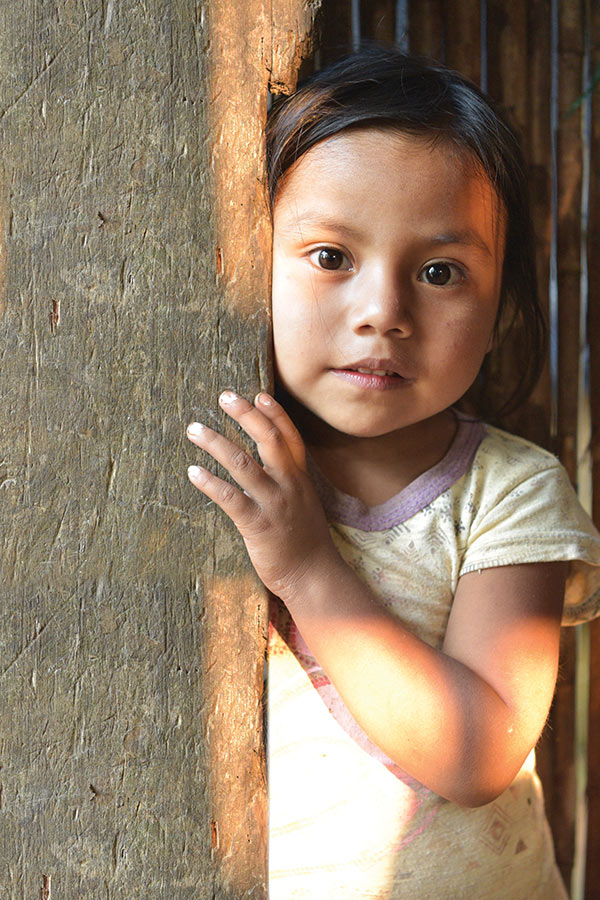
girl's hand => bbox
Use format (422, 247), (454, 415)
(186, 391), (336, 599)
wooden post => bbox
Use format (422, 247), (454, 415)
(0, 1), (317, 896)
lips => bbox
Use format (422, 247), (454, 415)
(330, 358), (413, 391)
(338, 358), (411, 379)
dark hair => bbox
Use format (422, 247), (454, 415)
(266, 45), (546, 420)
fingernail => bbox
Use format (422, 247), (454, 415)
(187, 422), (205, 438)
(255, 392), (274, 407)
(188, 465), (203, 479)
(219, 390), (237, 404)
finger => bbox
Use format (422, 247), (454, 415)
(217, 390), (296, 476)
(186, 421), (273, 498)
(187, 464), (258, 526)
(254, 392), (306, 471)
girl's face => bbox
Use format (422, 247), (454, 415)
(271, 129), (505, 443)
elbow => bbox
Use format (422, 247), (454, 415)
(433, 725), (531, 807)
(439, 762), (523, 808)
(448, 783), (508, 809)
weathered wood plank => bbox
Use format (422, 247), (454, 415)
(537, 1), (584, 884)
(522, 0), (553, 449)
(585, 0), (600, 894)
(487, 0), (528, 133)
(204, 5), (318, 892)
(555, 0), (584, 485)
(443, 0), (481, 84)
(519, 0), (556, 830)
(317, 0), (353, 66)
(0, 0), (317, 895)
(407, 0), (445, 60)
(0, 6), (219, 892)
(360, 0), (397, 44)
(588, 3), (600, 528)
(484, 0), (545, 445)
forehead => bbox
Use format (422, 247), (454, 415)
(273, 128), (505, 251)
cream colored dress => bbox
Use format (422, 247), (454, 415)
(268, 418), (600, 899)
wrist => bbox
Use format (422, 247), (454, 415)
(278, 543), (355, 612)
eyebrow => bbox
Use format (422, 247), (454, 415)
(278, 213), (366, 242)
(278, 213), (494, 257)
(429, 231), (493, 258)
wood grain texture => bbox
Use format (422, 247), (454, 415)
(585, 2), (600, 894)
(316, 0), (353, 66)
(408, 0), (445, 60)
(443, 0), (481, 84)
(556, 0), (584, 484)
(588, 0), (600, 528)
(483, 0), (545, 443)
(520, 0), (556, 828)
(522, 0), (553, 449)
(0, 0), (317, 896)
(360, 0), (397, 45)
(487, 0), (528, 133)
(550, 5), (585, 879)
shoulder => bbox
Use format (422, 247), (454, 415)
(457, 422), (568, 514)
(455, 422), (600, 623)
(459, 421), (586, 537)
(473, 423), (562, 480)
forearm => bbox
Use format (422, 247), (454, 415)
(281, 552), (530, 806)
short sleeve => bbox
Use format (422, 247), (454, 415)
(458, 451), (600, 625)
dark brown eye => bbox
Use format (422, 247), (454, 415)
(423, 262), (453, 285)
(318, 248), (344, 270)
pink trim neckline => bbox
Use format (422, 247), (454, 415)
(307, 415), (485, 532)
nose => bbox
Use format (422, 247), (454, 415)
(349, 265), (414, 337)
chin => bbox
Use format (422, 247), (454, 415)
(325, 417), (406, 440)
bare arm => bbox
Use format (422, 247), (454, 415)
(280, 555), (565, 806)
(187, 391), (566, 806)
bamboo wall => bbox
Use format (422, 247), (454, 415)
(312, 1), (600, 896)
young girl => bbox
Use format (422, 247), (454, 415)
(187, 47), (600, 899)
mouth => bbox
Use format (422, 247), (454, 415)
(351, 367), (402, 377)
(340, 357), (410, 377)
(332, 358), (412, 389)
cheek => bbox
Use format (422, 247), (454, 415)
(272, 271), (296, 348)
(435, 312), (496, 365)
(272, 288), (329, 352)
